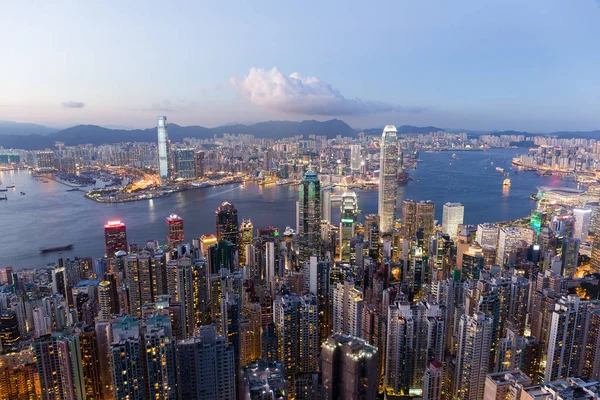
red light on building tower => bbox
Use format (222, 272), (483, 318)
(166, 214), (184, 247)
(104, 220), (127, 258)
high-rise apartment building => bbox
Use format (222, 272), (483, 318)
(104, 220), (127, 258)
(423, 360), (443, 400)
(442, 202), (464, 241)
(454, 312), (493, 400)
(322, 333), (379, 400)
(339, 191), (358, 262)
(298, 171), (322, 260)
(110, 316), (144, 400)
(142, 314), (177, 399)
(157, 116), (170, 180)
(332, 280), (363, 337)
(378, 125), (398, 236)
(350, 144), (362, 171)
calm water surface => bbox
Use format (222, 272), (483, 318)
(0, 148), (577, 269)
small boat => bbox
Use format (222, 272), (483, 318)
(0, 195), (6, 201)
(0, 188), (7, 192)
(495, 167), (504, 173)
(6, 185), (15, 188)
(530, 193), (537, 201)
(503, 178), (511, 187)
(452, 153), (456, 158)
(20, 191), (25, 195)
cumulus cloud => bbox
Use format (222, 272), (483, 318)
(61, 101), (85, 109)
(231, 67), (421, 116)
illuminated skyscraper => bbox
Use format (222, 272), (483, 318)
(350, 144), (362, 172)
(454, 312), (493, 400)
(378, 125), (398, 236)
(104, 220), (127, 258)
(0, 311), (21, 352)
(174, 147), (195, 180)
(34, 333), (85, 400)
(417, 200), (436, 240)
(423, 361), (443, 400)
(339, 191), (358, 262)
(239, 219), (254, 266)
(216, 202), (239, 247)
(110, 317), (143, 400)
(332, 280), (363, 336)
(591, 226), (600, 271)
(322, 333), (379, 400)
(298, 171), (322, 260)
(157, 116), (170, 180)
(142, 314), (177, 399)
(166, 213), (184, 247)
(194, 150), (205, 178)
(442, 202), (464, 241)
(97, 280), (113, 321)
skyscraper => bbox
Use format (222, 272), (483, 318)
(142, 314), (177, 399)
(332, 280), (363, 337)
(0, 311), (21, 352)
(166, 213), (184, 247)
(573, 208), (592, 241)
(104, 220), (127, 258)
(423, 361), (443, 400)
(378, 125), (398, 236)
(239, 219), (254, 266)
(173, 147), (195, 180)
(350, 144), (362, 172)
(454, 312), (493, 400)
(216, 201), (239, 247)
(442, 202), (464, 241)
(157, 116), (170, 180)
(110, 316), (144, 400)
(322, 333), (379, 400)
(97, 280), (113, 320)
(298, 171), (322, 260)
(339, 191), (358, 262)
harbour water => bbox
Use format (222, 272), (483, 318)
(0, 148), (577, 269)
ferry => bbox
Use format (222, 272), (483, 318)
(495, 167), (505, 173)
(503, 178), (511, 187)
(40, 244), (74, 254)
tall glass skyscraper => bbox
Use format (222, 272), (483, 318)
(298, 171), (322, 260)
(157, 116), (169, 180)
(378, 125), (398, 236)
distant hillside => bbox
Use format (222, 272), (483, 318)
(0, 121), (59, 136)
(361, 125), (446, 135)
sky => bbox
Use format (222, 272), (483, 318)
(1, 1), (600, 132)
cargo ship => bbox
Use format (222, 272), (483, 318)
(40, 244), (74, 254)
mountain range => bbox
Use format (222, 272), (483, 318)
(0, 119), (599, 150)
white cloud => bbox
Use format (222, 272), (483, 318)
(231, 67), (421, 116)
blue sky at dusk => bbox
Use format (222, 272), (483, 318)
(2, 1), (600, 132)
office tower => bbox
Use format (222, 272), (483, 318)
(241, 360), (289, 400)
(378, 125), (398, 236)
(177, 325), (236, 400)
(496, 227), (526, 265)
(508, 275), (529, 335)
(104, 220), (127, 258)
(339, 191), (358, 262)
(143, 314), (177, 399)
(0, 310), (20, 352)
(194, 150), (205, 178)
(423, 361), (443, 400)
(442, 202), (464, 241)
(76, 327), (102, 400)
(350, 143), (362, 172)
(545, 294), (589, 381)
(216, 201), (240, 247)
(97, 280), (113, 321)
(476, 223), (499, 248)
(322, 333), (379, 400)
(561, 237), (580, 277)
(174, 147), (195, 180)
(298, 171), (322, 260)
(157, 116), (170, 180)
(208, 240), (236, 273)
(34, 333), (85, 400)
(417, 200), (436, 239)
(0, 354), (41, 399)
(199, 234), (218, 257)
(322, 188), (332, 223)
(164, 213), (185, 247)
(573, 208), (592, 240)
(265, 241), (276, 284)
(110, 316), (144, 400)
(385, 300), (445, 396)
(454, 312), (493, 400)
(35, 150), (56, 171)
(483, 370), (531, 400)
(583, 307), (600, 380)
(239, 219), (254, 266)
(332, 280), (363, 337)
(591, 226), (600, 271)
(274, 294), (319, 393)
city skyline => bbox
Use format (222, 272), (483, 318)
(2, 1), (600, 132)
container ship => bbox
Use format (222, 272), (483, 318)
(40, 244), (74, 254)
